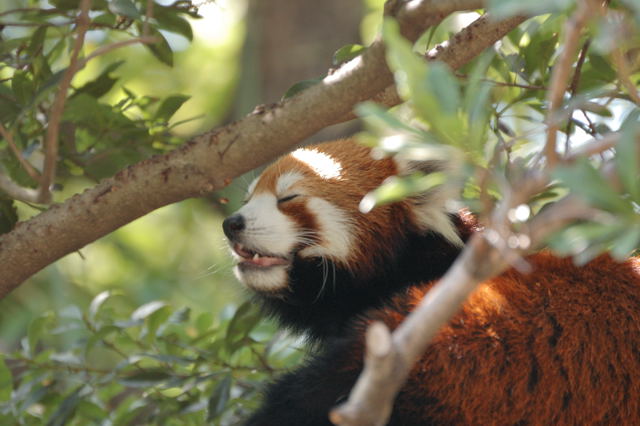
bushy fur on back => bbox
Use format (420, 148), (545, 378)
(222, 139), (640, 425)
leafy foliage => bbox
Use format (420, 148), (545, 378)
(0, 293), (303, 425)
(0, 0), (200, 219)
(359, 2), (640, 263)
(2, 0), (640, 423)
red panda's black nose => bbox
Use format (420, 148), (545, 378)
(223, 214), (245, 240)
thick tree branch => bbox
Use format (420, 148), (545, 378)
(0, 0), (486, 298)
(366, 13), (527, 114)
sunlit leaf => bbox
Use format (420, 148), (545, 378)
(382, 19), (464, 144)
(89, 290), (113, 322)
(131, 301), (167, 322)
(154, 95), (190, 121)
(488, 0), (573, 18)
(616, 109), (640, 201)
(359, 172), (446, 213)
(332, 44), (365, 66)
(553, 158), (634, 214)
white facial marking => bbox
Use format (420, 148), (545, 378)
(276, 171), (304, 196)
(237, 194), (298, 256)
(234, 265), (289, 292)
(246, 176), (259, 198)
(291, 148), (343, 180)
(298, 197), (354, 262)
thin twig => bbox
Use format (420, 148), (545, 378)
(0, 123), (41, 182)
(0, 171), (40, 203)
(564, 39), (591, 154)
(143, 0), (154, 37)
(39, 0), (92, 204)
(544, 0), (597, 168)
(77, 36), (158, 69)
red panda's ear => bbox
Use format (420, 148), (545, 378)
(393, 153), (464, 247)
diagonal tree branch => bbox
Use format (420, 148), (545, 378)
(330, 130), (636, 426)
(360, 13), (527, 117)
(0, 0), (486, 299)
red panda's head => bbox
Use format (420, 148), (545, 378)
(223, 139), (462, 296)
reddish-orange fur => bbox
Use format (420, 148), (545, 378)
(350, 252), (640, 423)
(233, 139), (640, 425)
(253, 141), (425, 279)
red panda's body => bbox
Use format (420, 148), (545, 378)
(222, 139), (640, 425)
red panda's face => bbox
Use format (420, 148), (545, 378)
(223, 140), (461, 295)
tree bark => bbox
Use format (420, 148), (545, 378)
(0, 0), (487, 298)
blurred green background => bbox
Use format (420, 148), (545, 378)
(0, 0), (391, 354)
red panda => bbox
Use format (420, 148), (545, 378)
(222, 138), (640, 425)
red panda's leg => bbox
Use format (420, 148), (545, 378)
(245, 337), (361, 426)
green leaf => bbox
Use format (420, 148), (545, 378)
(547, 222), (624, 264)
(89, 290), (113, 322)
(282, 79), (322, 100)
(355, 102), (421, 135)
(118, 370), (172, 388)
(26, 27), (47, 58)
(553, 158), (633, 214)
(140, 25), (174, 67)
(0, 355), (12, 402)
(46, 386), (83, 426)
(73, 60), (124, 99)
(464, 50), (495, 154)
(11, 71), (34, 105)
(108, 0), (141, 19)
(359, 172), (446, 213)
(154, 95), (190, 121)
(131, 301), (167, 322)
(50, 0), (83, 10)
(76, 400), (108, 422)
(588, 54), (617, 81)
(382, 19), (463, 145)
(488, 0), (573, 18)
(0, 197), (18, 235)
(616, 109), (640, 201)
(611, 226), (640, 261)
(225, 302), (262, 348)
(196, 312), (214, 333)
(155, 6), (194, 41)
(207, 374), (232, 421)
(332, 44), (365, 66)
(27, 313), (53, 356)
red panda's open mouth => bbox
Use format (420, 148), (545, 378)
(233, 243), (290, 268)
